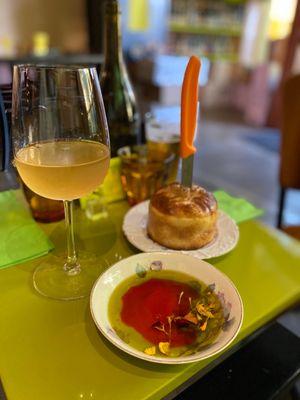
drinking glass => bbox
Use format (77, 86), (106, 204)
(22, 182), (65, 223)
(145, 112), (180, 183)
(12, 65), (110, 300)
(118, 145), (174, 205)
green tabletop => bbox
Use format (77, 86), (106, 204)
(0, 201), (300, 400)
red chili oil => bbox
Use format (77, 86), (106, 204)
(121, 278), (199, 347)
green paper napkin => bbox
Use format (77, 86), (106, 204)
(0, 190), (54, 269)
(214, 190), (264, 224)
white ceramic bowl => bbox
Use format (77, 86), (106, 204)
(90, 252), (243, 364)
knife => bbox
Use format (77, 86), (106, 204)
(180, 56), (201, 187)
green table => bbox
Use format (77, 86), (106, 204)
(0, 201), (300, 400)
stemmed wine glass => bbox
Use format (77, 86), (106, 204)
(12, 65), (110, 300)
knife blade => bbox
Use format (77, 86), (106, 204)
(181, 153), (194, 187)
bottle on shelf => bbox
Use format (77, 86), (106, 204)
(100, 0), (141, 157)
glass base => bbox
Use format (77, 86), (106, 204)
(33, 252), (108, 301)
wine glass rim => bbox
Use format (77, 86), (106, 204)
(14, 64), (97, 71)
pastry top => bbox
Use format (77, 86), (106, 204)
(150, 183), (217, 218)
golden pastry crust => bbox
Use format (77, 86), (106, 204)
(147, 183), (218, 250)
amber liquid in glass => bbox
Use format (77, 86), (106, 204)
(22, 183), (65, 223)
(146, 132), (180, 183)
(15, 140), (110, 201)
(120, 146), (174, 206)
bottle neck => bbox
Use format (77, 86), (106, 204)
(103, 1), (124, 67)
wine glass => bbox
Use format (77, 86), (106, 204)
(12, 65), (110, 300)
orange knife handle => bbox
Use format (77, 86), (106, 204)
(180, 55), (201, 159)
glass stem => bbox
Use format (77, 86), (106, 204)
(63, 200), (80, 275)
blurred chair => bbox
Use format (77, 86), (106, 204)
(0, 84), (18, 191)
(0, 84), (11, 171)
(277, 74), (300, 238)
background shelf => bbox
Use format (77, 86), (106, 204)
(169, 22), (242, 37)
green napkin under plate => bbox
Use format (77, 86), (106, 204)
(214, 190), (264, 224)
(0, 190), (54, 269)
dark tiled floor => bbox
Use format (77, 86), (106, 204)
(193, 116), (300, 227)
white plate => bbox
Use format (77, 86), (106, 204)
(90, 252), (243, 364)
(123, 201), (239, 259)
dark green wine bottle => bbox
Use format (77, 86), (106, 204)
(100, 0), (141, 157)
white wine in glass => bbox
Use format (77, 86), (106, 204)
(15, 140), (110, 200)
(12, 65), (110, 300)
